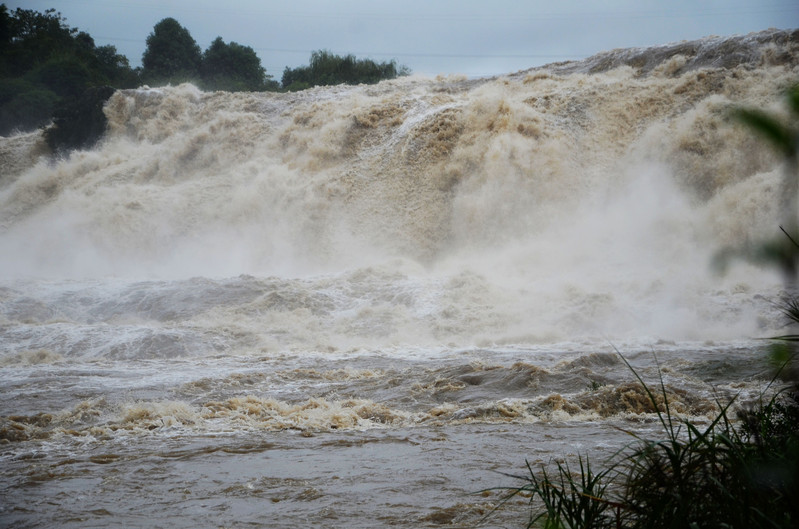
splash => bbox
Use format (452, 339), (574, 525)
(2, 32), (797, 529)
(0, 30), (797, 346)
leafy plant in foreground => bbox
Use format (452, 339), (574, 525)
(491, 353), (798, 528)
(715, 85), (799, 286)
(516, 456), (619, 529)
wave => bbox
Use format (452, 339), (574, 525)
(0, 29), (796, 347)
(0, 344), (773, 444)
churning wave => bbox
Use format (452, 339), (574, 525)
(1, 30), (797, 529)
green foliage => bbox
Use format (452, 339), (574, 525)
(28, 55), (93, 98)
(494, 356), (799, 529)
(0, 4), (138, 136)
(763, 296), (799, 395)
(617, 356), (795, 529)
(0, 4), (282, 141)
(141, 21), (278, 91)
(281, 49), (409, 90)
(493, 78), (799, 529)
(0, 78), (57, 133)
(521, 456), (617, 529)
(44, 85), (116, 153)
(200, 37), (271, 92)
(0, 6), (77, 76)
(282, 77), (310, 93)
(741, 389), (799, 449)
(714, 85), (799, 283)
(0, 5), (11, 50)
(712, 227), (799, 281)
(1, 5), (411, 143)
(94, 44), (140, 88)
(717, 86), (799, 388)
(732, 86), (799, 160)
(141, 17), (201, 85)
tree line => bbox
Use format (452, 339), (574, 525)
(0, 5), (409, 148)
(281, 50), (410, 92)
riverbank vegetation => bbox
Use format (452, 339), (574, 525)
(0, 5), (137, 138)
(280, 49), (410, 92)
(496, 86), (799, 528)
(496, 356), (798, 528)
(0, 4), (409, 150)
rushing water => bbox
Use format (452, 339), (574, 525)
(1, 29), (798, 528)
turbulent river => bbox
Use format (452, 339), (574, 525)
(1, 29), (798, 528)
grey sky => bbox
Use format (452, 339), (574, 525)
(6, 0), (799, 78)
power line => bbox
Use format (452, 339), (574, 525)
(93, 36), (584, 61)
(55, 0), (799, 22)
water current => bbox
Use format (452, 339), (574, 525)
(1, 28), (798, 528)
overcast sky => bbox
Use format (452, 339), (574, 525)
(6, 0), (799, 78)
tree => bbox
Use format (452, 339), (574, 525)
(94, 44), (140, 88)
(0, 5), (12, 67)
(0, 78), (57, 133)
(281, 50), (410, 91)
(200, 36), (273, 92)
(141, 17), (201, 85)
(0, 5), (138, 136)
(28, 55), (93, 98)
(44, 85), (116, 153)
(0, 6), (77, 76)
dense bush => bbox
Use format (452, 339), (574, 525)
(0, 78), (57, 133)
(0, 4), (137, 136)
(281, 50), (410, 91)
(28, 55), (93, 98)
(44, 85), (116, 153)
(0, 7), (281, 141)
(140, 17), (201, 86)
(496, 358), (798, 529)
(200, 37), (278, 92)
(0, 4), (407, 148)
(494, 85), (799, 529)
(141, 20), (280, 92)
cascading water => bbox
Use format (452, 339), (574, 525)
(1, 29), (797, 528)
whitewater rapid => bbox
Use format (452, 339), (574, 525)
(1, 29), (797, 528)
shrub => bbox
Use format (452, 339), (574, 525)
(0, 78), (58, 135)
(44, 85), (116, 153)
(27, 55), (94, 98)
(141, 17), (201, 85)
(281, 50), (410, 90)
(493, 355), (798, 528)
(200, 36), (270, 92)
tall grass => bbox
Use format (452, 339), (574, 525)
(493, 353), (798, 529)
(490, 84), (799, 529)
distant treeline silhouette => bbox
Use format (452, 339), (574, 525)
(281, 50), (410, 92)
(0, 4), (409, 149)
